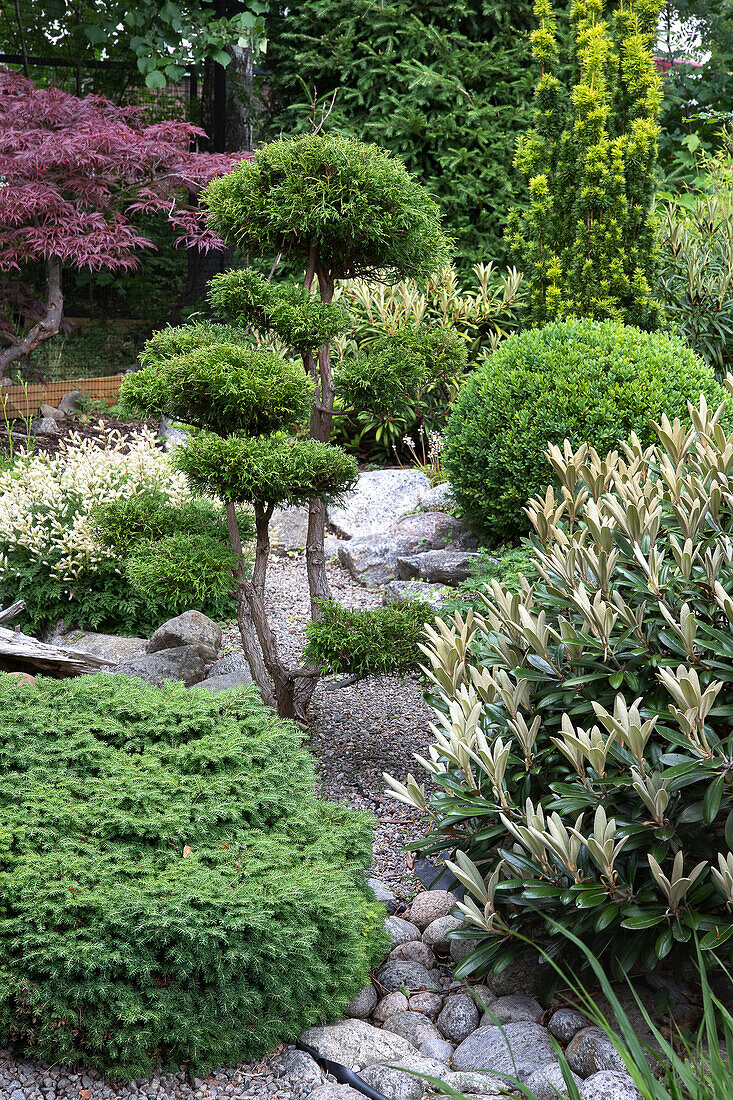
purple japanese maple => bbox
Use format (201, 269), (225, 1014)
(0, 70), (245, 376)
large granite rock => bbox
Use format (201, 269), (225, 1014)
(451, 1022), (557, 1081)
(441, 1070), (518, 1095)
(147, 610), (222, 662)
(31, 417), (60, 435)
(385, 916), (421, 945)
(54, 630), (146, 664)
(328, 469), (430, 538)
(299, 1019), (416, 1072)
(114, 645), (209, 687)
(418, 483), (455, 512)
(397, 550), (478, 584)
(57, 389), (83, 416)
(383, 580), (451, 609)
(579, 1071), (643, 1099)
(269, 505), (310, 554)
(482, 994), (543, 1026)
(437, 994), (480, 1044)
(338, 536), (423, 586)
(525, 1062), (583, 1100)
(375, 959), (440, 993)
(382, 1010), (444, 1049)
(387, 512), (476, 551)
(359, 1053), (450, 1100)
(190, 671), (252, 693)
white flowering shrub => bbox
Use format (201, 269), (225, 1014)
(0, 427), (225, 636)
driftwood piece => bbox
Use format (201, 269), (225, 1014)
(0, 623), (117, 677)
(0, 600), (25, 624)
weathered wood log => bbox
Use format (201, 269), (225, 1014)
(0, 623), (117, 677)
(0, 600), (25, 624)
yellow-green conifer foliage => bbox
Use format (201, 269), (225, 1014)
(509, 0), (662, 328)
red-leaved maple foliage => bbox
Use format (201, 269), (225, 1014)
(0, 70), (246, 376)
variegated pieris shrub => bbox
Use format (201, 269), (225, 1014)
(0, 427), (232, 635)
(387, 378), (733, 983)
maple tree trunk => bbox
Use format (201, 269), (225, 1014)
(0, 257), (63, 379)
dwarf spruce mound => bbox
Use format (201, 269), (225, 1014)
(0, 674), (388, 1080)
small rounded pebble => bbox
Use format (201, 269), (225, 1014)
(409, 991), (444, 1018)
(373, 991), (410, 1023)
(548, 1007), (588, 1043)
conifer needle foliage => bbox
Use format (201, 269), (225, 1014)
(0, 674), (387, 1079)
(509, 0), (663, 328)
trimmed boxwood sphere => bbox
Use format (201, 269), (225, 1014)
(444, 319), (727, 541)
(0, 674), (387, 1079)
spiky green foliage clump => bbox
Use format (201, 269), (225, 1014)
(388, 379), (733, 983)
(175, 435), (359, 507)
(304, 599), (435, 678)
(0, 674), (387, 1079)
(337, 326), (467, 417)
(508, 0), (663, 328)
(209, 269), (349, 350)
(444, 319), (724, 542)
(202, 134), (450, 279)
(122, 343), (313, 437)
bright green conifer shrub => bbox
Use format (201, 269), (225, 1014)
(0, 674), (387, 1079)
(444, 319), (725, 541)
(304, 599), (436, 678)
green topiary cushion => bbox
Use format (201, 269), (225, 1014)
(444, 318), (727, 541)
(0, 674), (387, 1079)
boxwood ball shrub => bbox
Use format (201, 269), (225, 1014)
(387, 379), (733, 983)
(0, 674), (387, 1079)
(444, 319), (726, 541)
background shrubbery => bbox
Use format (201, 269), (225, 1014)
(444, 319), (726, 542)
(0, 673), (387, 1078)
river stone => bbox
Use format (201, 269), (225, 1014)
(40, 403), (63, 420)
(409, 890), (456, 931)
(467, 985), (497, 1011)
(147, 610), (222, 662)
(299, 1020), (416, 1072)
(309, 1086), (363, 1100)
(409, 991), (443, 1017)
(190, 670), (252, 693)
(57, 389), (82, 415)
(373, 992), (410, 1023)
(368, 877), (400, 914)
(548, 1008), (588, 1043)
(382, 1010), (444, 1048)
(437, 993), (480, 1044)
(452, 1022), (557, 1081)
(397, 550), (478, 585)
(419, 1038), (454, 1063)
(487, 950), (549, 997)
(55, 629), (145, 664)
(441, 1070), (516, 1095)
(359, 1053), (449, 1100)
(450, 938), (476, 964)
(113, 645), (209, 687)
(387, 511), (476, 551)
(346, 984), (378, 1019)
(31, 417), (60, 435)
(376, 959), (440, 993)
(386, 916), (421, 946)
(422, 915), (465, 952)
(481, 994), (543, 1026)
(281, 1049), (323, 1087)
(390, 941), (436, 969)
(579, 1071), (643, 1099)
(525, 1062), (583, 1100)
(328, 469), (430, 538)
(565, 1028), (627, 1078)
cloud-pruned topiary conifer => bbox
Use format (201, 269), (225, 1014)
(0, 673), (387, 1079)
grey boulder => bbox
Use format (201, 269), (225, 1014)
(328, 469), (430, 538)
(280, 1049), (323, 1087)
(190, 671), (252, 693)
(422, 915), (464, 952)
(398, 550), (478, 585)
(55, 629), (146, 664)
(419, 1038), (454, 1063)
(375, 959), (440, 993)
(269, 505), (310, 554)
(359, 1053), (449, 1100)
(299, 1020), (416, 1072)
(481, 994), (543, 1026)
(409, 991), (443, 1016)
(40, 403), (64, 420)
(368, 877), (400, 914)
(114, 645), (208, 687)
(565, 1028), (627, 1078)
(387, 511), (476, 551)
(451, 1022), (557, 1081)
(441, 1070), (516, 1095)
(57, 389), (82, 416)
(147, 610), (222, 662)
(346, 984), (378, 1020)
(548, 1008), (588, 1043)
(525, 1062), (583, 1100)
(383, 580), (451, 609)
(372, 992), (410, 1023)
(385, 916), (421, 946)
(382, 1010), (443, 1048)
(437, 994), (480, 1044)
(409, 890), (456, 931)
(390, 941), (436, 969)
(579, 1071), (643, 1100)
(419, 483), (456, 512)
(158, 416), (188, 448)
(31, 417), (60, 435)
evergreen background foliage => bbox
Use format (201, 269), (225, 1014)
(0, 674), (387, 1079)
(262, 0), (536, 267)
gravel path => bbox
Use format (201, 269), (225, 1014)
(1, 553), (434, 1099)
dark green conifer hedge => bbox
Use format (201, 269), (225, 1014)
(0, 674), (387, 1079)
